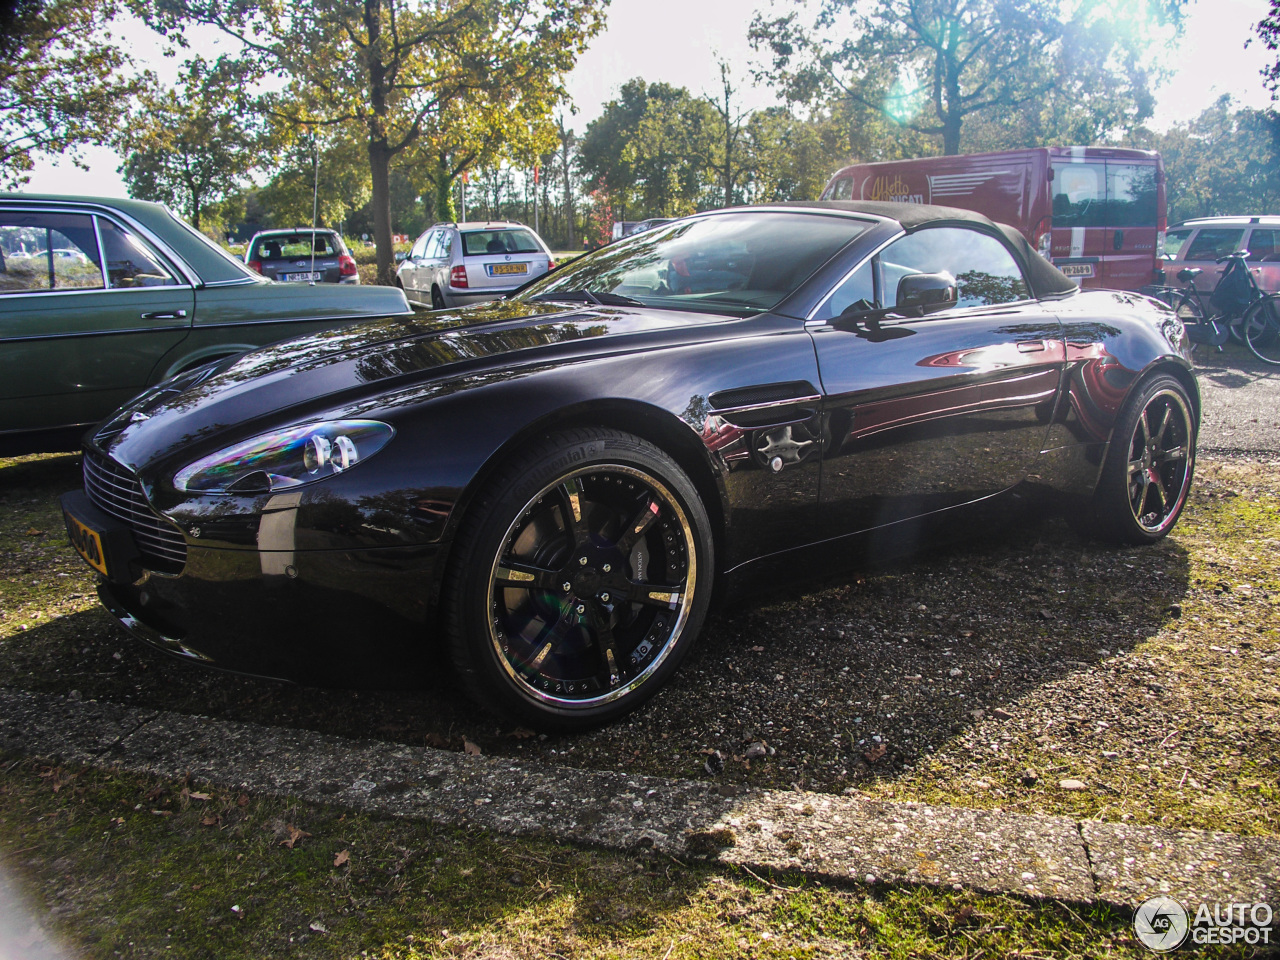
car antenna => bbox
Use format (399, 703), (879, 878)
(309, 135), (320, 285)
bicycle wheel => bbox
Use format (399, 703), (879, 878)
(1175, 291), (1228, 348)
(1243, 293), (1280, 364)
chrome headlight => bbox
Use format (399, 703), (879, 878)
(174, 420), (395, 495)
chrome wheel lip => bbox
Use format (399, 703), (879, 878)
(1126, 388), (1194, 534)
(486, 463), (698, 710)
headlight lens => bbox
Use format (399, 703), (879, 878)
(174, 420), (395, 495)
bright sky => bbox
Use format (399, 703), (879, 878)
(21, 0), (1277, 199)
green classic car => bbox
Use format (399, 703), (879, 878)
(0, 194), (411, 454)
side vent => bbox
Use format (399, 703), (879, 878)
(708, 381), (822, 428)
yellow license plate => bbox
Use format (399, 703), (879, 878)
(65, 509), (109, 575)
(490, 263), (528, 276)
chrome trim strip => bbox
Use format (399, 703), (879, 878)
(91, 214), (108, 289)
(710, 394), (822, 416)
(805, 228), (905, 323)
(185, 310), (412, 331)
(0, 283), (194, 302)
(1, 323), (189, 343)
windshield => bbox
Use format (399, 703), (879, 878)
(520, 212), (871, 315)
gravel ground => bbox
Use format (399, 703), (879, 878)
(2, 346), (1278, 839)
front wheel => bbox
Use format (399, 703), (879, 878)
(1085, 374), (1195, 545)
(443, 428), (714, 732)
(1243, 293), (1280, 365)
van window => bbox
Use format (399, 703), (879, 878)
(1246, 229), (1280, 262)
(1106, 164), (1158, 228)
(880, 227), (1028, 309)
(1051, 162), (1106, 228)
(1163, 228), (1192, 260)
(1185, 229), (1245, 262)
(827, 178), (854, 201)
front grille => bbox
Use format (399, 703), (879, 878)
(83, 452), (187, 574)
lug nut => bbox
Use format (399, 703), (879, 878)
(575, 603), (586, 615)
(600, 592), (611, 603)
(602, 563), (611, 573)
(579, 557), (588, 566)
(562, 581), (571, 592)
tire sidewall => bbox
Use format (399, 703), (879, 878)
(453, 430), (714, 731)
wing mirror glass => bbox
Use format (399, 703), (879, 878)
(896, 272), (957, 315)
(394, 251), (408, 263)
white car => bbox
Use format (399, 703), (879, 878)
(396, 221), (554, 309)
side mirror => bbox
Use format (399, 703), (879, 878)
(896, 272), (957, 315)
(394, 251), (408, 263)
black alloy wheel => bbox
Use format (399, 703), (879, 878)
(444, 428), (713, 731)
(1089, 374), (1195, 544)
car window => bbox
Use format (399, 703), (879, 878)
(1051, 161), (1106, 228)
(1163, 228), (1192, 260)
(252, 233), (340, 259)
(0, 211), (103, 293)
(1185, 228), (1245, 262)
(525, 212), (871, 315)
(462, 229), (542, 256)
(812, 261), (876, 322)
(1246, 228), (1280, 262)
(98, 219), (178, 288)
(1106, 163), (1158, 228)
(410, 230), (432, 261)
(426, 231), (445, 259)
(880, 227), (1029, 309)
(439, 231), (454, 258)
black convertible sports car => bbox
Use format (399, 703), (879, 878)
(61, 202), (1199, 730)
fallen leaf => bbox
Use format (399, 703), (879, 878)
(200, 815), (220, 827)
(150, 809), (172, 817)
(333, 850), (350, 868)
(864, 743), (888, 764)
(508, 727), (536, 740)
(24, 528), (42, 537)
(463, 740), (482, 756)
(309, 921), (328, 934)
(424, 732), (449, 749)
(188, 792), (211, 801)
(146, 785), (165, 801)
(236, 792), (250, 807)
(280, 824), (312, 849)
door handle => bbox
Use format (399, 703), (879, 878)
(140, 310), (188, 320)
(1016, 340), (1047, 353)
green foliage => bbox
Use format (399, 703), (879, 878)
(256, 129), (371, 231)
(1256, 0), (1280, 97)
(0, 0), (146, 186)
(749, 0), (1169, 156)
(135, 0), (606, 283)
(1124, 97), (1280, 222)
(117, 60), (259, 231)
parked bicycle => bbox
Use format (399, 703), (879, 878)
(1160, 252), (1280, 365)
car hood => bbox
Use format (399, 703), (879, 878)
(99, 297), (731, 470)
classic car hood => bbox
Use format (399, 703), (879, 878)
(102, 297), (730, 470)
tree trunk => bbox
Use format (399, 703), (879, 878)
(942, 114), (962, 155)
(433, 162), (456, 222)
(368, 137), (396, 285)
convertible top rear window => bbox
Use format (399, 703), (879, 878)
(522, 212), (871, 315)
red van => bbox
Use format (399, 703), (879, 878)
(820, 147), (1166, 292)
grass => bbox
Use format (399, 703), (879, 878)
(0, 757), (1199, 959)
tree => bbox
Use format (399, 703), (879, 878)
(750, 0), (1166, 155)
(0, 0), (145, 186)
(1256, 0), (1280, 97)
(704, 62), (752, 208)
(118, 62), (259, 231)
(138, 0), (605, 284)
(257, 129), (372, 231)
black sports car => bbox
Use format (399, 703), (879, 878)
(60, 202), (1199, 731)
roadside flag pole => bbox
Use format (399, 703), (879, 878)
(309, 135), (319, 285)
(534, 166), (540, 235)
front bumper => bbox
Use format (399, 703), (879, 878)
(95, 540), (447, 688)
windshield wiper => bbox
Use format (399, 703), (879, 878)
(530, 290), (643, 307)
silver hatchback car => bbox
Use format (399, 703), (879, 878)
(396, 221), (554, 308)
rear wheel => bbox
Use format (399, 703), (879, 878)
(431, 285), (446, 310)
(1174, 291), (1227, 349)
(1243, 293), (1280, 365)
(1086, 374), (1195, 545)
(444, 428), (714, 731)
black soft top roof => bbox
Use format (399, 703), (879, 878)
(759, 200), (1079, 300)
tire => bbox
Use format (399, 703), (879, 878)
(431, 285), (446, 310)
(1243, 293), (1280, 365)
(1086, 374), (1195, 545)
(443, 427), (714, 732)
(1175, 291), (1227, 349)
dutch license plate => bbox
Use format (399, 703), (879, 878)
(284, 272), (324, 282)
(489, 262), (528, 276)
(1060, 263), (1094, 278)
(64, 508), (109, 576)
